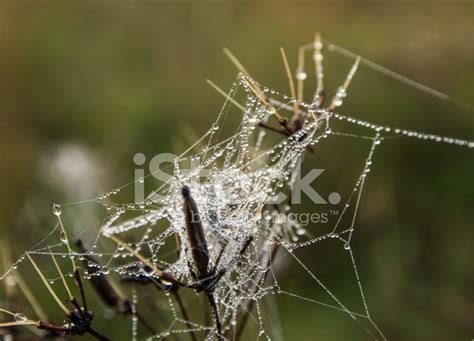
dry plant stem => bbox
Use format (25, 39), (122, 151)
(25, 253), (110, 340)
(223, 48), (251, 76)
(182, 186), (222, 336)
(14, 271), (48, 321)
(75, 239), (157, 335)
(0, 241), (15, 300)
(56, 215), (90, 311)
(223, 48), (264, 94)
(297, 46), (305, 104)
(48, 246), (74, 300)
(37, 321), (110, 341)
(328, 56), (360, 110)
(0, 244), (19, 340)
(182, 186), (209, 280)
(280, 47), (297, 115)
(48, 248), (89, 324)
(223, 47), (311, 140)
(56, 215), (77, 272)
(206, 79), (246, 112)
(257, 122), (286, 134)
(74, 268), (88, 312)
(80, 326), (110, 341)
(242, 78), (292, 134)
(312, 32), (325, 107)
(0, 320), (39, 328)
(109, 235), (210, 338)
(26, 253), (70, 315)
(180, 187), (254, 338)
(109, 235), (185, 286)
(206, 293), (222, 338)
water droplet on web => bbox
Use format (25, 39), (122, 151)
(338, 87), (348, 102)
(212, 123), (219, 131)
(313, 52), (323, 62)
(214, 147), (223, 157)
(296, 71), (307, 80)
(344, 243), (351, 250)
(14, 313), (27, 323)
(248, 116), (258, 124)
(59, 231), (67, 243)
(52, 203), (62, 216)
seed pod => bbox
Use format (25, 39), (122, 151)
(181, 186), (209, 280)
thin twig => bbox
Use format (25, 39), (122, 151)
(26, 253), (71, 315)
(280, 47), (297, 115)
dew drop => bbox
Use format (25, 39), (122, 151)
(248, 116), (258, 124)
(296, 71), (307, 80)
(59, 231), (67, 243)
(14, 313), (27, 323)
(313, 53), (323, 62)
(344, 243), (351, 250)
(52, 203), (62, 216)
(213, 147), (223, 157)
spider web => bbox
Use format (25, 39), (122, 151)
(0, 38), (473, 341)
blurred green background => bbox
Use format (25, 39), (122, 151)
(0, 1), (473, 340)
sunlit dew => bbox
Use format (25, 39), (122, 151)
(52, 203), (62, 216)
(14, 313), (27, 323)
(296, 70), (307, 80)
(0, 38), (472, 341)
(59, 230), (68, 243)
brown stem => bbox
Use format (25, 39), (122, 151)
(37, 322), (110, 341)
(74, 239), (157, 335)
(206, 293), (222, 338)
(87, 326), (111, 341)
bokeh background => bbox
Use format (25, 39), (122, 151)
(0, 1), (473, 340)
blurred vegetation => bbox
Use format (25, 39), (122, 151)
(0, 1), (473, 340)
